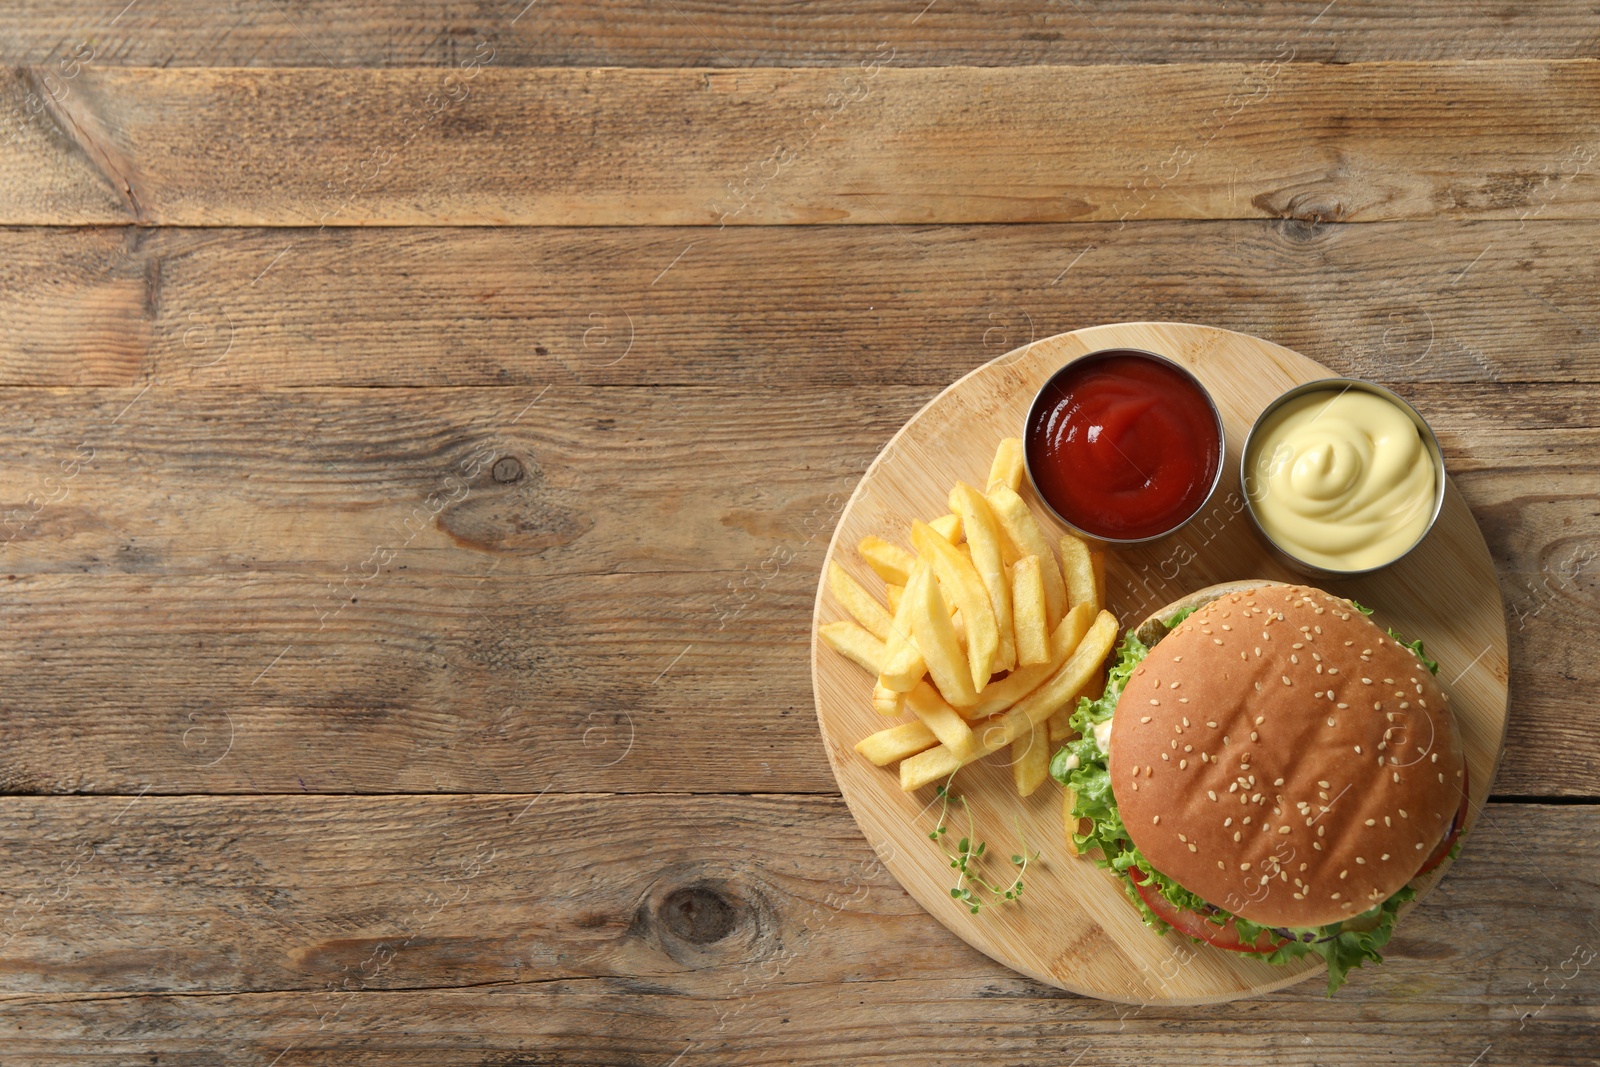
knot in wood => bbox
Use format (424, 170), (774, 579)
(658, 883), (738, 945)
(491, 456), (524, 484)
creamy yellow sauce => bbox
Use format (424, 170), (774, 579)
(1246, 389), (1436, 570)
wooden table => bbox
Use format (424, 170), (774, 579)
(0, 4), (1595, 1063)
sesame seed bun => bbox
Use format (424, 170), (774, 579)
(1107, 582), (1466, 929)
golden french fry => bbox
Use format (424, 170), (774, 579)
(929, 513), (963, 543)
(886, 584), (903, 614)
(877, 560), (928, 692)
(910, 519), (998, 690)
(1059, 533), (1100, 615)
(986, 485), (1067, 627)
(819, 620), (886, 675)
(1048, 667), (1105, 742)
(1011, 724), (1050, 796)
(950, 607), (967, 649)
(949, 482), (1015, 673)
(827, 562), (893, 642)
(906, 681), (976, 757)
(1092, 549), (1106, 611)
(908, 559), (980, 708)
(873, 683), (905, 717)
(987, 437), (1025, 494)
(900, 610), (1117, 791)
(964, 604), (1094, 720)
(1062, 785), (1083, 856)
(1011, 554), (1049, 667)
(859, 536), (915, 585)
(856, 720), (939, 766)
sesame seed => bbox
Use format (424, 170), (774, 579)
(1365, 819), (1376, 826)
(1318, 780), (1330, 788)
(1331, 892), (1341, 900)
(1182, 717), (1190, 727)
(1356, 857), (1365, 864)
(1180, 759), (1188, 769)
(1169, 681), (1181, 689)
(1339, 870), (1348, 879)
(1398, 809), (1407, 818)
(1439, 773), (1446, 782)
(1314, 842), (1323, 850)
(1250, 731), (1258, 741)
(1381, 853), (1390, 861)
(1152, 816), (1160, 824)
(1212, 638), (1223, 645)
(1274, 777), (1285, 786)
(1131, 782), (1139, 791)
(1184, 744), (1192, 752)
(1242, 816), (1251, 825)
(1278, 825), (1291, 834)
(1337, 702), (1348, 709)
(1233, 831), (1242, 842)
(1207, 721), (1218, 728)
(1170, 740), (1177, 749)
(1141, 716), (1151, 723)
(1282, 676), (1292, 686)
(1291, 654), (1299, 664)
(1394, 772), (1401, 783)
(1201, 753), (1209, 763)
(1416, 842), (1425, 850)
(1150, 698), (1160, 706)
(1208, 790), (1217, 801)
(1240, 862), (1251, 871)
(1362, 678), (1373, 685)
(1354, 745), (1362, 754)
(1188, 843), (1197, 852)
(1317, 825), (1325, 837)
(1224, 817), (1233, 827)
(1178, 833), (1187, 842)
(1161, 753), (1170, 761)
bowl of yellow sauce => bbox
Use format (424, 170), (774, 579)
(1241, 379), (1447, 577)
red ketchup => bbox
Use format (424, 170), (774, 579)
(1025, 351), (1221, 541)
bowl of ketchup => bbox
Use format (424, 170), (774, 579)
(1024, 349), (1224, 544)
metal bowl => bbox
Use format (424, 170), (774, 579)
(1022, 347), (1226, 545)
(1239, 378), (1447, 578)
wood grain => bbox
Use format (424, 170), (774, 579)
(3, 221), (1598, 389)
(2, 2), (1597, 68)
(5, 64), (1600, 225)
(0, 384), (1587, 797)
(812, 323), (1506, 1001)
(0, 794), (1589, 1065)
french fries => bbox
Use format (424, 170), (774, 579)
(817, 435), (1122, 806)
(1062, 785), (1083, 856)
(911, 520), (998, 691)
(819, 620), (886, 675)
(1011, 554), (1049, 667)
(899, 610), (1117, 791)
(1011, 723), (1050, 797)
(856, 720), (939, 765)
(965, 604), (1093, 719)
(828, 562), (893, 642)
(878, 561), (929, 692)
(905, 681), (976, 757)
(929, 513), (963, 543)
(859, 536), (916, 585)
(949, 482), (1015, 673)
(986, 485), (1067, 627)
(908, 561), (980, 708)
(987, 436), (1024, 493)
(1059, 534), (1103, 614)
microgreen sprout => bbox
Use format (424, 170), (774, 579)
(930, 783), (1037, 914)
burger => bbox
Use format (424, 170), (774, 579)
(1049, 581), (1470, 994)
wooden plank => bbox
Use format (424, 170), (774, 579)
(0, 794), (1589, 1066)
(1, 2), (1596, 68)
(4, 64), (1600, 225)
(2, 221), (1599, 388)
(0, 383), (1589, 796)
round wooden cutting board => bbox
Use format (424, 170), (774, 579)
(810, 322), (1509, 1005)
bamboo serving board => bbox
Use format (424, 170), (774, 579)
(810, 322), (1509, 1005)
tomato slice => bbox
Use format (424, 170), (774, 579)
(1416, 759), (1470, 878)
(1128, 868), (1286, 954)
